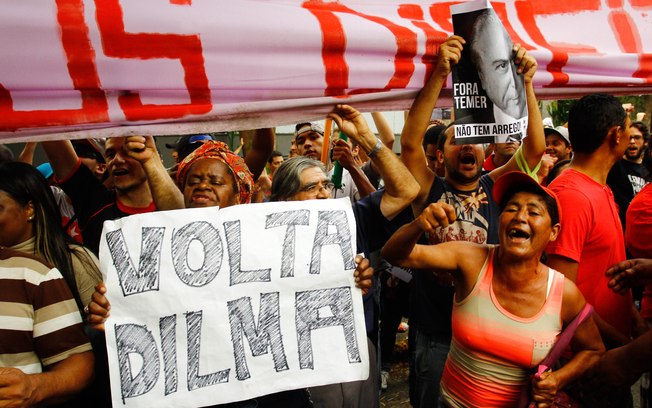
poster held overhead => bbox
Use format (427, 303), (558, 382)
(451, 0), (528, 145)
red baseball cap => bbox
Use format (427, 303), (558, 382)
(492, 171), (562, 225)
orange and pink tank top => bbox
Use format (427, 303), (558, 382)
(440, 246), (565, 407)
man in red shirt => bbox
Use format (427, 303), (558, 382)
(545, 94), (638, 406)
(546, 94), (634, 348)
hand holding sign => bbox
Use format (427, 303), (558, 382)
(87, 282), (110, 331)
(513, 43), (538, 85)
(353, 255), (374, 296)
(451, 0), (529, 144)
(434, 35), (465, 79)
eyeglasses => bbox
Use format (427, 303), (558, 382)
(299, 181), (334, 194)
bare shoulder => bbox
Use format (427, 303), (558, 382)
(455, 242), (491, 271)
(560, 274), (587, 324)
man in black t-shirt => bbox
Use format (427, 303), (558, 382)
(607, 120), (650, 229)
(42, 137), (160, 255)
(398, 37), (545, 407)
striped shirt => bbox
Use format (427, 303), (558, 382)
(0, 248), (91, 374)
(440, 247), (564, 407)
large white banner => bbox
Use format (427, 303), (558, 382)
(1, 0), (651, 141)
(98, 198), (369, 408)
(451, 0), (529, 144)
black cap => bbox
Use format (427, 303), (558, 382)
(72, 139), (105, 163)
(176, 134), (215, 161)
(165, 137), (181, 149)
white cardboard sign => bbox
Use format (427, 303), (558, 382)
(98, 198), (369, 407)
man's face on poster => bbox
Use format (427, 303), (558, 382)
(472, 21), (524, 119)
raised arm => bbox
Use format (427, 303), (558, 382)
(124, 136), (184, 210)
(331, 137), (376, 198)
(328, 104), (419, 220)
(490, 44), (545, 180)
(401, 36), (464, 211)
(382, 202), (461, 271)
(17, 142), (37, 165)
(371, 112), (395, 150)
(41, 140), (81, 180)
(244, 128), (275, 181)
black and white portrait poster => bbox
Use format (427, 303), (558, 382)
(450, 0), (528, 144)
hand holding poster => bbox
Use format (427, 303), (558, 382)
(98, 199), (369, 407)
(451, 0), (528, 144)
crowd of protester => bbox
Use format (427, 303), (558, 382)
(1, 34), (651, 408)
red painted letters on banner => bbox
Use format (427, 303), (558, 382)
(95, 0), (212, 121)
(0, 0), (109, 131)
(304, 0), (418, 96)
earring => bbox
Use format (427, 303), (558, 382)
(27, 216), (34, 222)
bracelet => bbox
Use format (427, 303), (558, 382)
(366, 138), (383, 158)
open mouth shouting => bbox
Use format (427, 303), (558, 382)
(459, 152), (477, 168)
(507, 227), (530, 243)
(112, 167), (129, 177)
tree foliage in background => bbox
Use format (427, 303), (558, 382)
(546, 95), (651, 127)
(546, 99), (576, 126)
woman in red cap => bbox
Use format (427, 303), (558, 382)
(382, 171), (604, 408)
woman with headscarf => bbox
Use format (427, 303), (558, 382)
(176, 140), (254, 209)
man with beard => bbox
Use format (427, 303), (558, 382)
(607, 120), (650, 229)
(398, 36), (545, 407)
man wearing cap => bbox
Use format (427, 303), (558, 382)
(294, 123), (324, 161)
(544, 125), (572, 162)
(165, 134), (215, 181)
(173, 134), (215, 162)
(606, 120), (650, 229)
(72, 139), (108, 182)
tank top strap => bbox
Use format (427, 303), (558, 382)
(547, 268), (566, 306)
(478, 245), (496, 287)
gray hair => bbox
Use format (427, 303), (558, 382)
(270, 157), (326, 202)
(469, 10), (510, 72)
